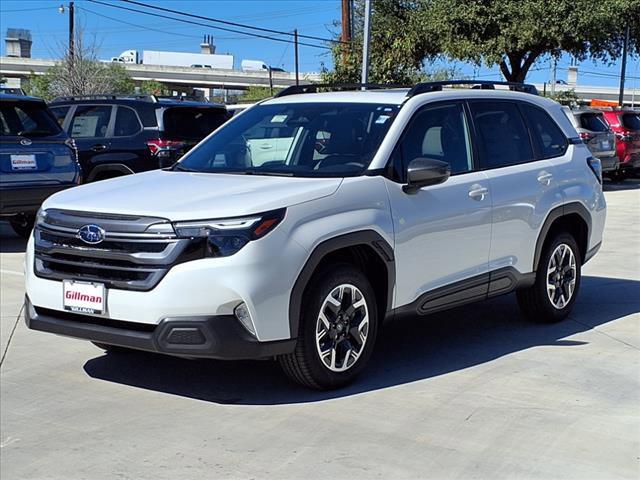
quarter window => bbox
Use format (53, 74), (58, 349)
(470, 101), (534, 168)
(393, 102), (473, 179)
(520, 104), (568, 158)
(69, 105), (112, 138)
(49, 106), (70, 127)
(114, 106), (142, 136)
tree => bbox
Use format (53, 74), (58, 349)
(24, 30), (136, 101)
(241, 86), (282, 102)
(138, 80), (171, 96)
(418, 0), (639, 82)
(322, 0), (444, 84)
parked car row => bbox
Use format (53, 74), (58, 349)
(1, 93), (230, 237)
(565, 107), (640, 181)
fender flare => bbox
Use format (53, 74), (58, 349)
(86, 164), (135, 182)
(288, 230), (395, 338)
(533, 202), (592, 271)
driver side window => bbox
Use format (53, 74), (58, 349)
(391, 102), (473, 181)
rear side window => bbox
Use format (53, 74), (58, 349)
(520, 104), (568, 158)
(70, 105), (112, 138)
(578, 113), (609, 132)
(470, 101), (533, 168)
(49, 106), (70, 127)
(162, 107), (229, 140)
(114, 106), (142, 136)
(622, 113), (640, 130)
(0, 101), (62, 137)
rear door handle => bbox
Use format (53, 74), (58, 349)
(537, 171), (553, 185)
(91, 144), (107, 152)
(468, 184), (489, 201)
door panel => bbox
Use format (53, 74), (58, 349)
(386, 173), (493, 308)
(66, 105), (114, 178)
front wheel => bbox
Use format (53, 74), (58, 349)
(279, 264), (378, 390)
(517, 232), (582, 323)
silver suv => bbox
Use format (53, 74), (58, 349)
(566, 108), (618, 176)
(24, 81), (606, 390)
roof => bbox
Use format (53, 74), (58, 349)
(48, 95), (225, 109)
(0, 92), (45, 103)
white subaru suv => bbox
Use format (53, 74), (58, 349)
(24, 81), (606, 390)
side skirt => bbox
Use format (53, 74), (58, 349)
(390, 267), (536, 320)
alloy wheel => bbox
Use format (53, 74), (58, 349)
(546, 243), (577, 309)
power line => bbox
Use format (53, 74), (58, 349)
(0, 6), (57, 13)
(120, 0), (347, 45)
(86, 0), (332, 50)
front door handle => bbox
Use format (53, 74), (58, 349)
(468, 184), (489, 201)
(91, 144), (107, 152)
(537, 171), (553, 186)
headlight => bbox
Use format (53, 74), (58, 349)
(173, 208), (285, 257)
(35, 208), (48, 227)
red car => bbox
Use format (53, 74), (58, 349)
(601, 109), (640, 180)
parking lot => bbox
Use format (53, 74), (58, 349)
(0, 181), (638, 480)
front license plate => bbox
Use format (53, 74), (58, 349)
(63, 280), (106, 315)
(10, 154), (37, 170)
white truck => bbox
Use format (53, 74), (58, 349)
(142, 50), (234, 69)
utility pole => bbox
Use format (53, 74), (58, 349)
(341, 0), (351, 44)
(550, 57), (557, 95)
(68, 1), (75, 60)
(619, 23), (630, 107)
(268, 66), (274, 96)
(361, 0), (372, 87)
(294, 29), (299, 86)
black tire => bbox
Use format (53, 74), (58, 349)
(91, 342), (132, 354)
(9, 214), (35, 239)
(517, 232), (582, 323)
(278, 264), (379, 390)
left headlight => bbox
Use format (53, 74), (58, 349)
(35, 208), (48, 227)
(173, 208), (285, 257)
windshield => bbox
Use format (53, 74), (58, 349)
(0, 101), (62, 138)
(621, 113), (640, 131)
(176, 102), (400, 176)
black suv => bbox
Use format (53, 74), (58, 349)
(49, 95), (230, 182)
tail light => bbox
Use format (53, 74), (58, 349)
(587, 156), (602, 184)
(65, 138), (82, 184)
(615, 131), (633, 142)
(146, 139), (185, 156)
(579, 132), (594, 143)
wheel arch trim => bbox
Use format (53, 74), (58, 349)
(86, 164), (135, 182)
(533, 202), (592, 271)
(288, 230), (395, 338)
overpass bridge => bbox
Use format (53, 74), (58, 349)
(1, 56), (637, 105)
(0, 56), (321, 90)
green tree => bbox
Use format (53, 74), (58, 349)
(323, 0), (442, 84)
(417, 0), (639, 82)
(543, 88), (580, 107)
(241, 86), (282, 102)
(138, 80), (171, 96)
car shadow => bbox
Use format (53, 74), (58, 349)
(0, 222), (28, 253)
(603, 178), (640, 191)
(83, 275), (640, 405)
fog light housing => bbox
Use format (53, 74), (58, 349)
(234, 302), (256, 336)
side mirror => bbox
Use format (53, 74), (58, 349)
(402, 158), (451, 194)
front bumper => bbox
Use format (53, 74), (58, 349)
(24, 296), (296, 360)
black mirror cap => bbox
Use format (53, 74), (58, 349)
(402, 158), (451, 194)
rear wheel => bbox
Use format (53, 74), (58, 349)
(517, 232), (581, 323)
(279, 264), (378, 390)
(9, 214), (35, 238)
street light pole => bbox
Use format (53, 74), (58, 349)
(361, 0), (372, 88)
(294, 29), (299, 86)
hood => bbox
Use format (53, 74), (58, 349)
(43, 170), (342, 220)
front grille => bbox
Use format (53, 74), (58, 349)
(34, 210), (203, 291)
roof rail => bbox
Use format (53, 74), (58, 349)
(274, 83), (407, 98)
(154, 94), (203, 102)
(51, 94), (157, 103)
(407, 80), (539, 98)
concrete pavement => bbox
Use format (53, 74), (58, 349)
(1, 181), (638, 479)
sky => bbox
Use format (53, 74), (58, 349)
(1, 0), (638, 89)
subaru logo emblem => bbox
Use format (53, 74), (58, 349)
(77, 224), (106, 244)
(20, 138), (32, 146)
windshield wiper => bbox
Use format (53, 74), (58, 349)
(173, 164), (197, 172)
